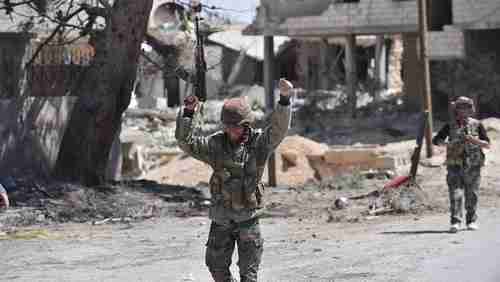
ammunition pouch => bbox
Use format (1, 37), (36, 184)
(210, 169), (264, 210)
(446, 142), (465, 166)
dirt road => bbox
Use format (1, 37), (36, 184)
(2, 206), (500, 282)
(2, 123), (499, 282)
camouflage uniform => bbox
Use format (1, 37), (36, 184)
(176, 96), (291, 282)
(433, 102), (489, 226)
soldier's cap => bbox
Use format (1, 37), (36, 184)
(221, 97), (255, 126)
(454, 96), (474, 106)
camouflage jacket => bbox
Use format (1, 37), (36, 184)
(433, 118), (488, 168)
(175, 102), (291, 223)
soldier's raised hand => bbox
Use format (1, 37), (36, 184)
(279, 78), (294, 97)
(183, 95), (199, 112)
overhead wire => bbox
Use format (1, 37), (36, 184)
(175, 0), (254, 15)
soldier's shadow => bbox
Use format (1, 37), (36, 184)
(380, 230), (452, 235)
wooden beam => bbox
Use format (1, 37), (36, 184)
(418, 0), (434, 158)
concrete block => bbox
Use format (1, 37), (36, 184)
(306, 153), (398, 180)
(121, 141), (145, 179)
(323, 148), (383, 165)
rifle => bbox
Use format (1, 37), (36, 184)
(382, 111), (429, 190)
(346, 111), (430, 203)
(408, 111), (429, 183)
(194, 10), (207, 102)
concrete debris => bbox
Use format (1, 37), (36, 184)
(334, 197), (349, 209)
(307, 146), (405, 181)
(121, 142), (146, 179)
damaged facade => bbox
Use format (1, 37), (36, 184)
(206, 26), (291, 87)
(244, 0), (500, 113)
(0, 13), (90, 176)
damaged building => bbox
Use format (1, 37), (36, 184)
(243, 0), (500, 114)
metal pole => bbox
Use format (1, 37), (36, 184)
(418, 0), (434, 158)
(264, 36), (277, 187)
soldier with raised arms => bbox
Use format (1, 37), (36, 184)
(176, 78), (294, 282)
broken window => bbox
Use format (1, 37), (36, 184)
(429, 0), (452, 30)
(334, 0), (360, 3)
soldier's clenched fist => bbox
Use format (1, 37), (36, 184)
(279, 78), (294, 97)
(183, 95), (199, 112)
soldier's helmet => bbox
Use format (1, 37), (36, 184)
(454, 96), (475, 113)
(221, 97), (255, 126)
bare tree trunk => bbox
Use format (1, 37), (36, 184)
(54, 0), (153, 185)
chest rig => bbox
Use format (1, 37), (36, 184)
(446, 118), (484, 168)
(209, 130), (266, 210)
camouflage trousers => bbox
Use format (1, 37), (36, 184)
(205, 217), (263, 282)
(447, 165), (481, 225)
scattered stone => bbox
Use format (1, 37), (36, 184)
(334, 197), (349, 209)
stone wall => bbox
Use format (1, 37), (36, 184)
(430, 29), (500, 116)
(453, 0), (500, 29)
(428, 26), (465, 60)
(282, 0), (418, 35)
(0, 97), (77, 177)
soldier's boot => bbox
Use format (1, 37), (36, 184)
(467, 222), (479, 231)
(449, 223), (460, 233)
(240, 274), (258, 282)
(210, 271), (236, 282)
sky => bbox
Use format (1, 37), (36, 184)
(202, 0), (259, 23)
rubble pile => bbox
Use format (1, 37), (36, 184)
(121, 99), (266, 179)
(0, 177), (209, 227)
(122, 95), (415, 186)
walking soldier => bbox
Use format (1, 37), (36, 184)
(176, 79), (294, 281)
(433, 96), (491, 233)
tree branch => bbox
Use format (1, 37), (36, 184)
(25, 5), (85, 67)
(97, 0), (111, 11)
(81, 3), (108, 18)
(0, 0), (34, 13)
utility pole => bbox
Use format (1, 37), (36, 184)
(417, 0), (434, 158)
(264, 35), (277, 187)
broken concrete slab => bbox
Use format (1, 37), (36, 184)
(307, 146), (403, 180)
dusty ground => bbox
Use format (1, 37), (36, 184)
(1, 119), (500, 282)
(2, 203), (500, 281)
